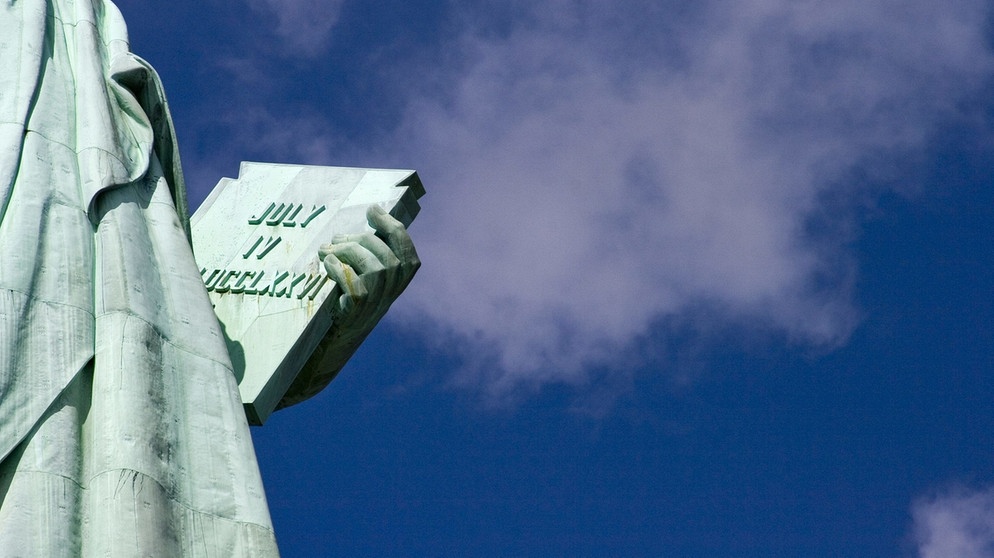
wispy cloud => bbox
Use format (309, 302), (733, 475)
(201, 0), (993, 399)
(914, 487), (994, 558)
(245, 0), (345, 56)
(376, 0), (994, 395)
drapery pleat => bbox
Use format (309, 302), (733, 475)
(0, 1), (279, 554)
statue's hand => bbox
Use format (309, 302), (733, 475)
(318, 205), (420, 332)
(278, 205), (419, 409)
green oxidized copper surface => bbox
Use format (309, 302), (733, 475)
(0, 1), (420, 554)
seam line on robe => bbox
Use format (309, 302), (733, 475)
(46, 13), (129, 53)
(1, 468), (85, 490)
(0, 287), (95, 316)
(0, 468), (276, 534)
(84, 467), (276, 532)
(48, 12), (100, 31)
(95, 309), (235, 373)
(19, 129), (145, 173)
(0, 196), (88, 217)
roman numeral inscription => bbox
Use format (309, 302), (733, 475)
(202, 200), (332, 300)
(201, 268), (330, 300)
(243, 236), (282, 259)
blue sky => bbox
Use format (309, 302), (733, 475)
(115, 1), (994, 556)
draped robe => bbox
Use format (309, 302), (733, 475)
(0, 1), (280, 554)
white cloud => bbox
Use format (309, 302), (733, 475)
(246, 0), (345, 55)
(198, 0), (993, 398)
(374, 0), (994, 395)
(914, 487), (994, 558)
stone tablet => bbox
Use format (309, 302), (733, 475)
(191, 162), (424, 424)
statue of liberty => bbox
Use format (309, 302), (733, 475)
(0, 1), (418, 554)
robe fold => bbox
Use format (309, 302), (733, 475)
(0, 1), (280, 554)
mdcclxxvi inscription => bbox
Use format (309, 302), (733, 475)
(200, 202), (332, 299)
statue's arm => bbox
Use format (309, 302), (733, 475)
(276, 205), (420, 408)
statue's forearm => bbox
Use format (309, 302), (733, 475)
(276, 306), (386, 409)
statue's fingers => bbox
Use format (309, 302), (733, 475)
(350, 233), (403, 299)
(322, 253), (352, 292)
(337, 292), (354, 316)
(318, 243), (337, 260)
(357, 233), (402, 269)
(331, 232), (400, 268)
(367, 206), (419, 268)
(360, 233), (404, 297)
(324, 242), (386, 275)
(366, 205), (402, 233)
(330, 233), (363, 245)
(323, 253), (367, 311)
(360, 213), (416, 296)
(360, 262), (388, 303)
